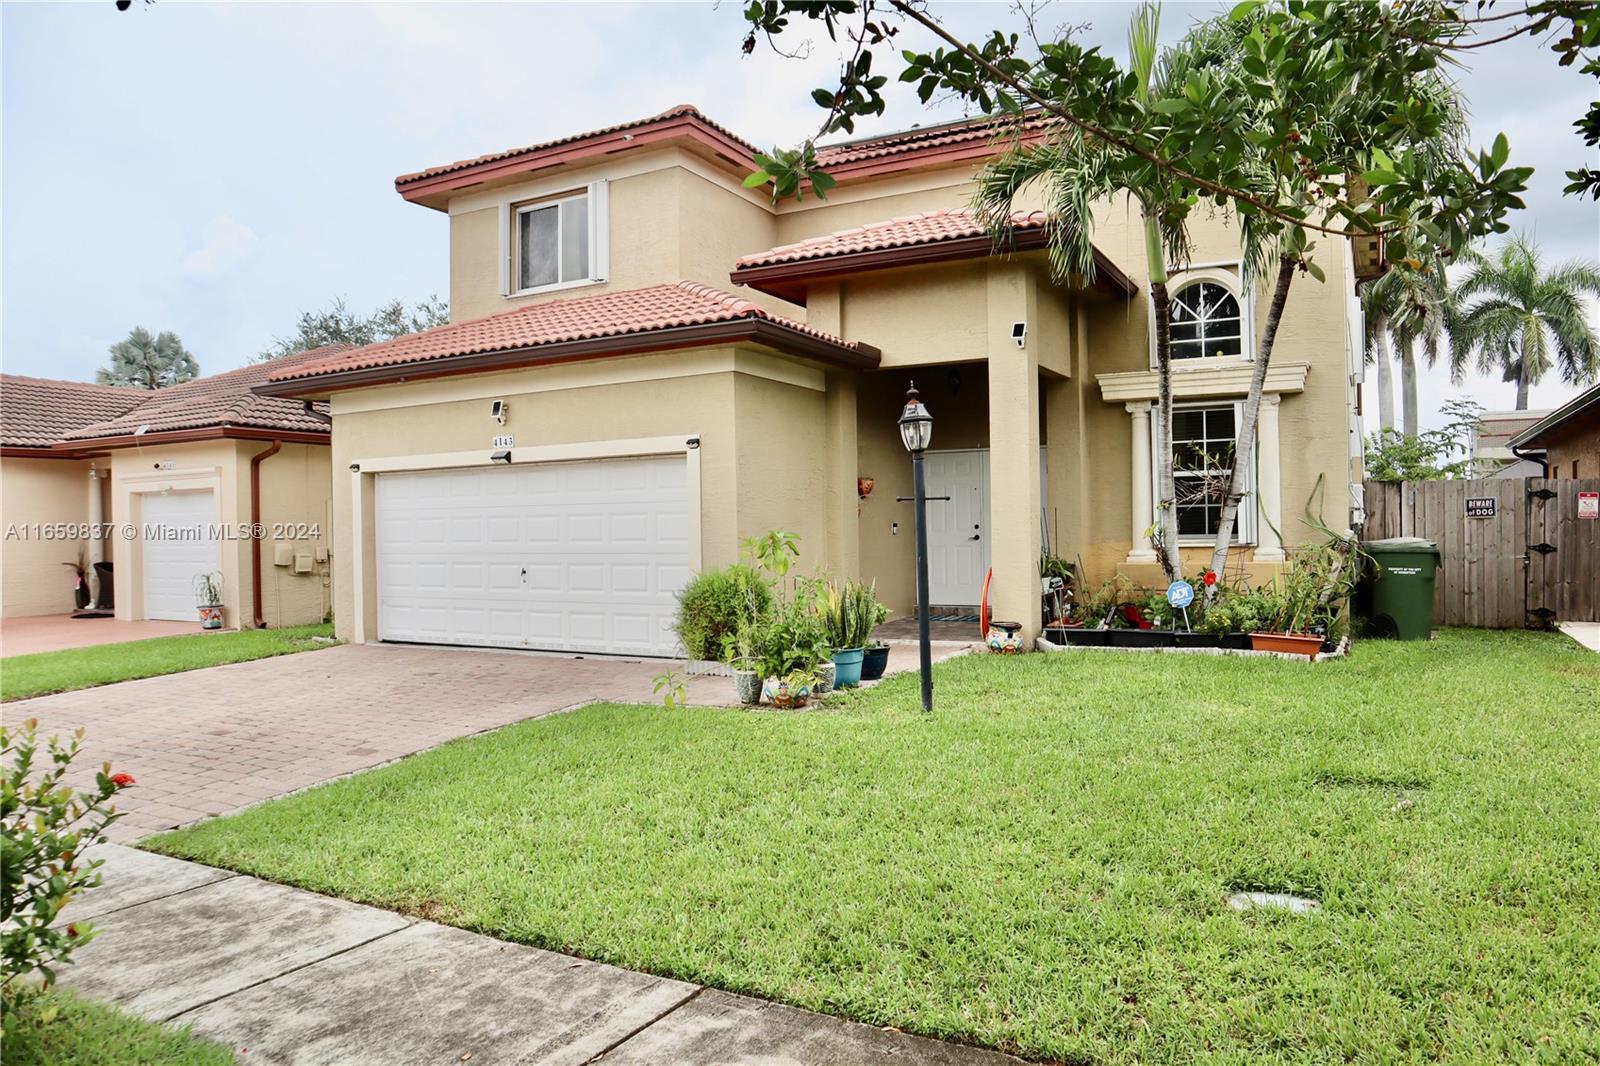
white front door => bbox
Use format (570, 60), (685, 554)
(924, 449), (990, 605)
(373, 455), (690, 657)
(141, 490), (220, 621)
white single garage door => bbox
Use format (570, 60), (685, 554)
(141, 490), (221, 621)
(374, 456), (690, 657)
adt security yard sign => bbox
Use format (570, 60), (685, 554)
(1167, 581), (1194, 608)
(1581, 491), (1598, 520)
(1465, 497), (1496, 518)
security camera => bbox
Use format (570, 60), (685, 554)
(349, 462), (360, 472)
(1011, 322), (1028, 349)
(491, 399), (508, 425)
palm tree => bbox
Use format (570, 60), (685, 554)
(1361, 262), (1452, 436)
(1452, 233), (1600, 410)
(973, 3), (1192, 581)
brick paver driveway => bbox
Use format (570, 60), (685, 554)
(11, 644), (732, 841)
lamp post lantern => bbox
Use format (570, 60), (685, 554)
(898, 382), (935, 712)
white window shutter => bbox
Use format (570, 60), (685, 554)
(497, 201), (511, 296)
(589, 179), (609, 282)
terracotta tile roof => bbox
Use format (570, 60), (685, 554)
(63, 346), (350, 442)
(265, 282), (872, 386)
(395, 105), (756, 189)
(0, 376), (147, 448)
(395, 106), (1050, 205)
(815, 112), (1052, 167)
(736, 209), (1048, 269)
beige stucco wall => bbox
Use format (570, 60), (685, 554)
(0, 456), (105, 618)
(252, 442), (334, 628)
(447, 150), (794, 323)
(323, 346), (834, 643)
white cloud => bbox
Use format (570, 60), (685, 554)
(180, 214), (258, 279)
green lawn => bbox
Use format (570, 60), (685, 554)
(147, 630), (1600, 1063)
(1, 624), (336, 701)
(3, 990), (236, 1066)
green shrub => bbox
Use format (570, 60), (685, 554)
(675, 566), (771, 661)
(2, 720), (131, 1033)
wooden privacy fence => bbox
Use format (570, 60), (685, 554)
(1364, 478), (1599, 628)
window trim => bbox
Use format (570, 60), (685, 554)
(497, 180), (609, 299)
(1153, 398), (1257, 546)
(1148, 262), (1254, 371)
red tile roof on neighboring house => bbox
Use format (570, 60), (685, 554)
(730, 208), (1136, 303)
(736, 209), (1051, 269)
(0, 376), (147, 449)
(394, 106), (1053, 209)
(260, 282), (876, 394)
(62, 346), (350, 443)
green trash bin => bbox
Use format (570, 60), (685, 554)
(1362, 537), (1441, 640)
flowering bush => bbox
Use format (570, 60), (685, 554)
(1, 719), (130, 1032)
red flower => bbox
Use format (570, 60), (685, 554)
(66, 924), (79, 938)
(110, 772), (136, 788)
(1203, 571), (1218, 587)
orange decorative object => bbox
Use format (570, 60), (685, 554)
(857, 477), (875, 499)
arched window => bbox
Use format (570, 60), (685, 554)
(1170, 279), (1243, 359)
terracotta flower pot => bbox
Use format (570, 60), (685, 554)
(1249, 631), (1323, 658)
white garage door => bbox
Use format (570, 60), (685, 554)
(141, 490), (220, 621)
(374, 456), (690, 657)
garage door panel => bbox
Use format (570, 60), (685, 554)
(141, 490), (221, 622)
(375, 456), (688, 656)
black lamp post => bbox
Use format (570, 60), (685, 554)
(898, 382), (935, 712)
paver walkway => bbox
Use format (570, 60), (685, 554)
(65, 845), (1019, 1065)
(14, 641), (971, 841)
(1, 614), (201, 656)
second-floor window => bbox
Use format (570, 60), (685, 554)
(501, 180), (608, 297)
(517, 192), (589, 291)
(1170, 279), (1243, 359)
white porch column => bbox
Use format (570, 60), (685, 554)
(86, 466), (104, 607)
(1125, 401), (1156, 561)
(1255, 393), (1285, 560)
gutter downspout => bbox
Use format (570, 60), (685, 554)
(250, 440), (283, 629)
(1510, 443), (1548, 476)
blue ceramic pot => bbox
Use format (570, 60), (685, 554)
(831, 647), (865, 688)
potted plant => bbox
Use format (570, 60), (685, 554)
(860, 640), (891, 679)
(819, 579), (884, 688)
(193, 571), (224, 629)
(62, 555), (90, 610)
(1248, 551), (1334, 657)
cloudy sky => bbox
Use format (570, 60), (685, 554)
(3, 1), (1596, 428)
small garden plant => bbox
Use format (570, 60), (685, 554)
(2, 719), (132, 1035)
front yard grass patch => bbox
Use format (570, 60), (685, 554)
(3, 990), (237, 1066)
(148, 630), (1600, 1063)
(1, 623), (336, 701)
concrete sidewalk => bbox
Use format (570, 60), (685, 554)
(64, 845), (1021, 1065)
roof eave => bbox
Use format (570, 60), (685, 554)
(254, 319), (880, 399)
(730, 230), (1138, 304)
(395, 114), (759, 212)
(50, 425), (330, 453)
(1507, 383), (1600, 449)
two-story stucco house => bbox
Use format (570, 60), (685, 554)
(258, 105), (1365, 655)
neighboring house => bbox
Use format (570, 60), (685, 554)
(0, 348), (344, 627)
(1508, 383), (1600, 479)
(258, 105), (1363, 653)
(1469, 409), (1550, 479)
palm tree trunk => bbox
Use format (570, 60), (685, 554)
(1400, 338), (1419, 437)
(1516, 364), (1530, 410)
(1143, 211), (1180, 584)
(1206, 256), (1295, 598)
(1372, 310), (1395, 433)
